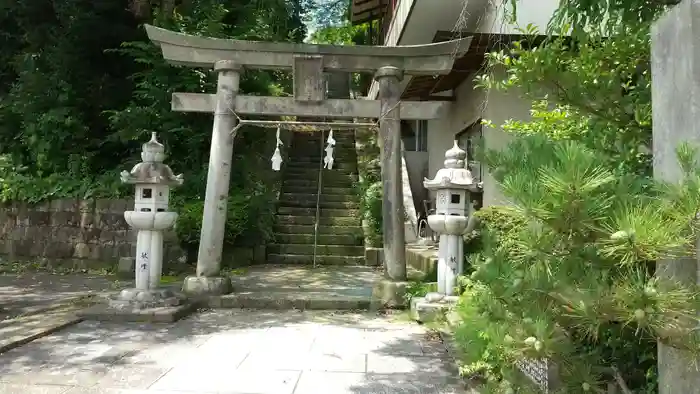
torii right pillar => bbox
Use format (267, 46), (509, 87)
(652, 1), (700, 392)
(375, 66), (407, 282)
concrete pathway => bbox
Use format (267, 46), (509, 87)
(0, 310), (467, 394)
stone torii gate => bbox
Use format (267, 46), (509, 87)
(144, 25), (472, 296)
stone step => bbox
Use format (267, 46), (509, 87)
(208, 293), (372, 310)
(284, 175), (357, 184)
(292, 136), (353, 141)
(284, 168), (357, 178)
(274, 223), (363, 234)
(301, 142), (354, 147)
(278, 200), (359, 209)
(282, 185), (353, 195)
(289, 150), (355, 155)
(287, 155), (357, 163)
(292, 132), (354, 138)
(287, 154), (357, 162)
(291, 138), (354, 144)
(290, 145), (355, 151)
(286, 162), (357, 170)
(267, 253), (366, 265)
(268, 244), (365, 256)
(280, 193), (359, 203)
(283, 178), (355, 188)
(277, 207), (360, 217)
(275, 215), (361, 226)
(274, 233), (363, 245)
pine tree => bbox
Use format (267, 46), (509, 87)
(459, 135), (700, 393)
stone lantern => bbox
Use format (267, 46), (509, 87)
(423, 140), (477, 296)
(411, 141), (478, 323)
(115, 132), (184, 309)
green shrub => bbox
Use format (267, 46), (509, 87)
(174, 185), (276, 263)
(451, 137), (688, 393)
(463, 206), (527, 275)
(453, 280), (506, 383)
(360, 180), (383, 246)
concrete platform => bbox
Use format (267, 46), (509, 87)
(209, 265), (383, 311)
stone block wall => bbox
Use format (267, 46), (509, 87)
(0, 199), (184, 266)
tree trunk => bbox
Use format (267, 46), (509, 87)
(130, 0), (151, 20)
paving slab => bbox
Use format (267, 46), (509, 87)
(211, 265), (383, 311)
(0, 309), (470, 393)
(0, 273), (126, 319)
(0, 272), (128, 354)
(0, 304), (86, 354)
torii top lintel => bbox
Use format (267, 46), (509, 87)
(144, 25), (472, 75)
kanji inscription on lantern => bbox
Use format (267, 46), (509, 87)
(448, 256), (457, 270)
(437, 191), (448, 207)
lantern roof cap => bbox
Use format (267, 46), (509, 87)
(142, 132), (165, 162)
(444, 140), (467, 168)
(423, 141), (477, 191)
(120, 133), (184, 186)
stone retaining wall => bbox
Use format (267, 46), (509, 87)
(406, 245), (438, 279)
(0, 199), (183, 266)
(0, 198), (270, 270)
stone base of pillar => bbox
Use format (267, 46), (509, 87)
(410, 292), (460, 324)
(372, 279), (409, 309)
(108, 288), (183, 310)
(182, 275), (233, 296)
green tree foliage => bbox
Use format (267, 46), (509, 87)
(547, 0), (677, 34)
(0, 0), (307, 251)
(459, 137), (700, 393)
(477, 23), (653, 176)
(453, 0), (695, 392)
(0, 0), (142, 176)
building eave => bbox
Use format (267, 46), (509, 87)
(350, 0), (389, 24)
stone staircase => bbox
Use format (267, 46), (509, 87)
(269, 130), (367, 266)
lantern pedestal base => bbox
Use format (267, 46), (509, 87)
(182, 275), (233, 296)
(78, 288), (195, 323)
(78, 303), (197, 323)
(410, 292), (459, 323)
(108, 288), (183, 310)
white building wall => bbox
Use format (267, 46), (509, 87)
(427, 77), (485, 180)
(480, 77), (531, 207)
(424, 67), (531, 208)
(470, 0), (561, 35)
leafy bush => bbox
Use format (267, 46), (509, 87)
(453, 280), (508, 386)
(173, 179), (277, 263)
(354, 127), (384, 246)
(359, 180), (383, 246)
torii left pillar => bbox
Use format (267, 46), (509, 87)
(181, 60), (240, 295)
(375, 66), (406, 282)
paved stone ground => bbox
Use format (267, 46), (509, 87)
(230, 265), (380, 298)
(0, 273), (127, 319)
(219, 266), (382, 309)
(0, 309), (468, 394)
(0, 273), (127, 352)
